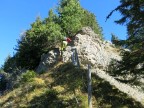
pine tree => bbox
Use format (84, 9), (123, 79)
(0, 75), (7, 91)
(58, 0), (83, 37)
(111, 33), (121, 46)
(58, 0), (103, 38)
(107, 0), (144, 37)
(44, 9), (62, 46)
(2, 55), (16, 73)
(107, 0), (144, 77)
(81, 10), (103, 38)
(15, 17), (45, 69)
(16, 11), (62, 69)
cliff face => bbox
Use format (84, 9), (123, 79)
(63, 27), (121, 70)
(37, 27), (121, 72)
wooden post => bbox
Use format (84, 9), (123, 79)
(88, 64), (92, 108)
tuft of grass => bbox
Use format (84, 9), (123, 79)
(30, 78), (46, 88)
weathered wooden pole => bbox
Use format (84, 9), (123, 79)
(88, 64), (92, 108)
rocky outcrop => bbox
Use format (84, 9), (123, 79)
(36, 27), (121, 73)
(36, 49), (60, 73)
(36, 27), (121, 72)
(63, 27), (121, 70)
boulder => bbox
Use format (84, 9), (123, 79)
(36, 48), (60, 73)
(63, 27), (121, 70)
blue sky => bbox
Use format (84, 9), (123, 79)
(0, 0), (127, 67)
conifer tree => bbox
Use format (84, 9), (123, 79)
(16, 17), (45, 69)
(16, 10), (62, 69)
(111, 33), (121, 46)
(58, 0), (83, 36)
(44, 9), (62, 46)
(2, 55), (16, 73)
(107, 0), (144, 76)
(81, 10), (103, 38)
(58, 0), (103, 38)
(107, 0), (144, 37)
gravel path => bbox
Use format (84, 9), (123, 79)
(91, 69), (144, 106)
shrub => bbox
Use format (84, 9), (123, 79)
(31, 78), (45, 88)
(21, 70), (36, 82)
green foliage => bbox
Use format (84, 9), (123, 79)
(107, 0), (144, 37)
(81, 10), (103, 38)
(111, 33), (118, 44)
(107, 0), (144, 47)
(0, 70), (8, 91)
(0, 79), (7, 91)
(21, 70), (36, 82)
(2, 55), (16, 73)
(44, 10), (63, 45)
(107, 0), (144, 77)
(58, 0), (83, 36)
(16, 17), (46, 69)
(58, 0), (103, 38)
(111, 33), (123, 47)
(16, 11), (62, 69)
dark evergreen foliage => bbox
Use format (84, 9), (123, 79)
(111, 33), (120, 45)
(58, 0), (103, 37)
(0, 75), (7, 91)
(2, 55), (17, 73)
(15, 17), (49, 69)
(15, 12), (62, 69)
(0, 70), (8, 92)
(81, 10), (103, 38)
(57, 0), (83, 36)
(107, 0), (144, 37)
(107, 0), (144, 76)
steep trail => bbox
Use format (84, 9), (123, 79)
(91, 69), (144, 106)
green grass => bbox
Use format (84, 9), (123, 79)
(92, 75), (143, 108)
(0, 62), (143, 108)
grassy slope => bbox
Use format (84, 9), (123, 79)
(0, 62), (143, 108)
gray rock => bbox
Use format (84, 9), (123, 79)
(36, 48), (60, 73)
(72, 27), (121, 70)
(36, 27), (121, 73)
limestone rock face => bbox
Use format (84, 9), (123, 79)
(36, 27), (121, 72)
(64, 27), (121, 70)
(36, 49), (60, 73)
